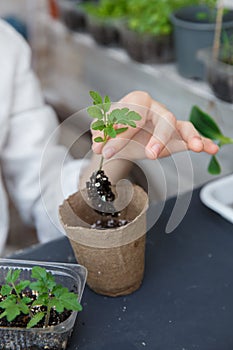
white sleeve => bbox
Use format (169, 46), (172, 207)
(1, 34), (87, 243)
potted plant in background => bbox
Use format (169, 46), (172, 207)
(59, 91), (149, 297)
(0, 259), (87, 350)
(81, 0), (128, 46)
(171, 0), (233, 79)
(198, 2), (233, 102)
(56, 0), (87, 32)
(118, 0), (176, 63)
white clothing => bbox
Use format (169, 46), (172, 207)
(0, 19), (85, 254)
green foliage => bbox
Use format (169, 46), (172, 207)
(126, 0), (217, 36)
(88, 90), (142, 171)
(220, 32), (233, 65)
(81, 0), (128, 20)
(0, 267), (82, 329)
(0, 269), (31, 322)
(189, 106), (233, 175)
(88, 90), (142, 144)
(29, 266), (82, 328)
(82, 0), (218, 35)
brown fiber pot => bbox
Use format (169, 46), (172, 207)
(59, 184), (148, 297)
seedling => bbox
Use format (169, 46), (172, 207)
(189, 105), (233, 174)
(86, 90), (142, 217)
(87, 90), (142, 169)
(0, 267), (82, 329)
(0, 269), (31, 322)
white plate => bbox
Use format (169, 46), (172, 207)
(200, 174), (233, 224)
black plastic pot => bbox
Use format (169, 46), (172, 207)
(86, 14), (121, 46)
(171, 5), (233, 79)
(119, 25), (174, 64)
(57, 0), (87, 32)
(198, 48), (233, 103)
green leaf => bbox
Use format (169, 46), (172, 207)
(89, 90), (103, 105)
(27, 312), (45, 329)
(0, 311), (7, 319)
(87, 106), (103, 119)
(121, 107), (130, 114)
(59, 293), (82, 311)
(46, 274), (57, 291)
(106, 126), (117, 138)
(31, 267), (56, 293)
(53, 285), (68, 297)
(30, 281), (43, 292)
(0, 285), (11, 296)
(189, 106), (223, 140)
(6, 269), (21, 284)
(218, 136), (233, 146)
(208, 155), (221, 175)
(94, 136), (104, 143)
(115, 119), (128, 125)
(0, 295), (16, 308)
(126, 111), (142, 121)
(103, 95), (111, 113)
(21, 297), (32, 305)
(32, 279), (55, 294)
(15, 280), (30, 294)
(91, 120), (105, 131)
(19, 302), (29, 315)
(115, 127), (128, 135)
(108, 108), (128, 123)
(32, 294), (48, 307)
(108, 113), (116, 124)
(49, 298), (65, 313)
(31, 266), (47, 281)
(126, 120), (137, 128)
(5, 304), (20, 322)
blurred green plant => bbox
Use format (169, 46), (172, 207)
(81, 0), (218, 33)
(189, 106), (233, 174)
(126, 0), (218, 35)
(220, 32), (233, 65)
(80, 0), (129, 19)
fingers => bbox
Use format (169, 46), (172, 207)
(176, 121), (219, 154)
(201, 137), (219, 154)
(145, 101), (176, 160)
(176, 120), (204, 152)
(119, 90), (152, 106)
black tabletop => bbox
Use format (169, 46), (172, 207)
(10, 188), (233, 350)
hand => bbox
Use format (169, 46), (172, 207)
(91, 91), (219, 160)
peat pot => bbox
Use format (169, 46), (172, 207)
(59, 184), (148, 297)
(198, 47), (233, 103)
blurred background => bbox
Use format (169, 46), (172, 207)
(1, 0), (233, 255)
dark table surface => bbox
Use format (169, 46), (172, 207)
(10, 188), (233, 350)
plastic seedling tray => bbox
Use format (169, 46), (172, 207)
(0, 258), (87, 350)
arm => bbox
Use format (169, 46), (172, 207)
(1, 30), (84, 243)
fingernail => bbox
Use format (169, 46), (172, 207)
(103, 147), (115, 159)
(151, 144), (161, 157)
